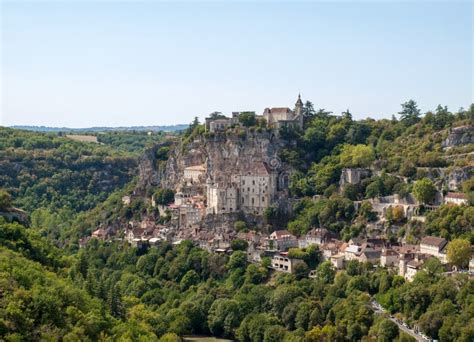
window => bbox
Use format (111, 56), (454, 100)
(262, 197), (265, 202)
(252, 180), (255, 185)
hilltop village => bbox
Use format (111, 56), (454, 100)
(82, 96), (474, 283)
(1, 100), (473, 342)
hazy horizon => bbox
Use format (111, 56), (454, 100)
(1, 1), (472, 127)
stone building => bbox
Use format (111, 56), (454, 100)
(206, 183), (239, 214)
(206, 162), (277, 215)
(263, 94), (304, 129)
(239, 162), (276, 214)
(267, 230), (298, 251)
(419, 236), (448, 263)
(339, 168), (372, 187)
(299, 228), (336, 248)
(183, 165), (206, 183)
(205, 112), (242, 133)
(419, 236), (448, 259)
(380, 248), (399, 267)
(444, 192), (469, 205)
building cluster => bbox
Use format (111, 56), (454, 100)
(124, 220), (171, 247)
(82, 219), (172, 248)
(204, 94), (304, 133)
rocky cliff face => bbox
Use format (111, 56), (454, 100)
(442, 125), (474, 149)
(0, 208), (30, 227)
(135, 141), (172, 195)
(161, 130), (290, 191)
(416, 165), (473, 191)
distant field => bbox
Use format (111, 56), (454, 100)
(66, 134), (99, 143)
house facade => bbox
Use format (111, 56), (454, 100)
(271, 252), (306, 273)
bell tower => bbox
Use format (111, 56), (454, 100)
(294, 93), (304, 129)
(295, 93), (303, 116)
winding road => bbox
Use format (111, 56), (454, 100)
(370, 300), (430, 342)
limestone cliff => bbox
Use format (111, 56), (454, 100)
(135, 141), (172, 194)
(442, 125), (474, 149)
(162, 130), (291, 193)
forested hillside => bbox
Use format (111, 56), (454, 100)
(0, 127), (141, 213)
(0, 101), (473, 341)
(1, 216), (472, 341)
(277, 102), (473, 243)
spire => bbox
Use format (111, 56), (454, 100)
(295, 92), (303, 107)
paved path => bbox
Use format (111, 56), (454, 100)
(370, 300), (429, 342)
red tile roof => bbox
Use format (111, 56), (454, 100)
(445, 192), (468, 200)
(420, 236), (447, 248)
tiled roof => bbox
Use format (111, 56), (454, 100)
(345, 245), (360, 254)
(271, 230), (295, 239)
(264, 107), (292, 114)
(407, 259), (424, 269)
(381, 248), (399, 256)
(420, 236), (447, 248)
(445, 192), (468, 200)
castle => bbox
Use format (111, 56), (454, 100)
(263, 94), (304, 129)
(205, 94), (304, 132)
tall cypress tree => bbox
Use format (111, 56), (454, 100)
(107, 285), (124, 319)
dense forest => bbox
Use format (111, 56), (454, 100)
(0, 217), (472, 341)
(0, 100), (473, 341)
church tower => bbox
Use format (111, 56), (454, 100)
(294, 93), (304, 129)
(295, 93), (303, 115)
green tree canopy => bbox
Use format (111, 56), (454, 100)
(340, 144), (375, 168)
(239, 112), (257, 127)
(446, 239), (471, 268)
(413, 178), (437, 204)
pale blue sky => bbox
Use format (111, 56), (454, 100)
(1, 1), (472, 127)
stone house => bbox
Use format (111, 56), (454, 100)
(320, 240), (344, 261)
(209, 119), (232, 133)
(419, 236), (448, 260)
(267, 230), (298, 251)
(380, 248), (399, 267)
(237, 231), (262, 245)
(330, 254), (345, 270)
(344, 244), (361, 261)
(299, 228), (335, 248)
(444, 192), (469, 206)
(358, 249), (382, 264)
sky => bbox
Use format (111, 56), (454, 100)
(1, 0), (472, 127)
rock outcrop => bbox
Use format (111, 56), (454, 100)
(442, 125), (474, 149)
(0, 207), (30, 227)
(416, 166), (473, 191)
(135, 141), (172, 194)
(161, 130), (290, 192)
